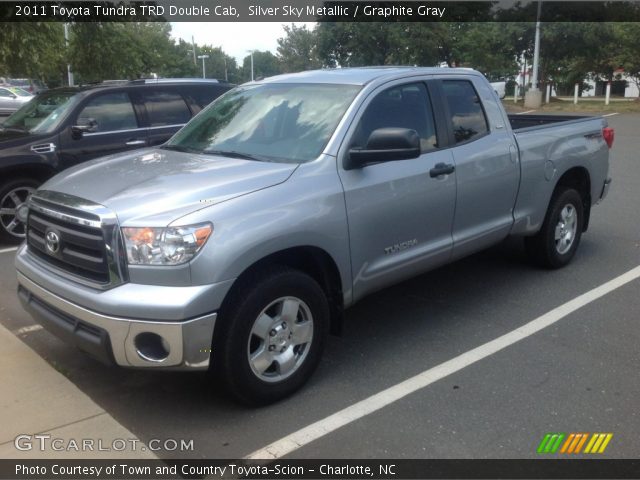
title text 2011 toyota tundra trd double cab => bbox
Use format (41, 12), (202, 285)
(15, 68), (613, 404)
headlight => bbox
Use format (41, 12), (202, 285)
(122, 223), (212, 265)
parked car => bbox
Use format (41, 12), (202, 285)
(6, 78), (47, 94)
(0, 86), (33, 115)
(15, 68), (612, 404)
(490, 80), (506, 99)
(0, 78), (233, 241)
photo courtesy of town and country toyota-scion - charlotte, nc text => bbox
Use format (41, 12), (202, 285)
(14, 462), (393, 477)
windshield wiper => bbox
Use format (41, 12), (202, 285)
(202, 149), (266, 162)
(160, 144), (199, 153)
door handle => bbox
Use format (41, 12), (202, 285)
(125, 139), (146, 146)
(429, 163), (455, 178)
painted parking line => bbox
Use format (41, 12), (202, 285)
(516, 110), (537, 115)
(603, 113), (619, 117)
(246, 265), (640, 460)
(13, 324), (43, 336)
(0, 246), (18, 254)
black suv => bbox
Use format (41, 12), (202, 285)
(0, 78), (233, 242)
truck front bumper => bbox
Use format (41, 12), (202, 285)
(17, 272), (217, 370)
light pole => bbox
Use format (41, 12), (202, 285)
(524, 0), (543, 108)
(246, 50), (256, 81)
(64, 23), (74, 86)
(197, 55), (209, 79)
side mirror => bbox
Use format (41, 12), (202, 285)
(71, 118), (98, 139)
(345, 128), (421, 170)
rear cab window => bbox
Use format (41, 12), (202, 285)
(441, 80), (489, 144)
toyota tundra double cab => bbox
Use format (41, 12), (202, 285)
(15, 68), (613, 404)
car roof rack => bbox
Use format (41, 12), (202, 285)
(128, 78), (220, 84)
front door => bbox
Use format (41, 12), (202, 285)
(59, 91), (147, 169)
(338, 81), (457, 302)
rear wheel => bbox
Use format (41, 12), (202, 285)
(525, 188), (584, 269)
(214, 266), (329, 405)
(0, 178), (39, 243)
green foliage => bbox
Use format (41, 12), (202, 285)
(277, 24), (322, 73)
(1, 20), (637, 99)
(612, 23), (640, 91)
(196, 45), (237, 82)
(0, 22), (66, 85)
(241, 51), (281, 81)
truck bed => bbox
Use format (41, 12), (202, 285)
(508, 114), (596, 132)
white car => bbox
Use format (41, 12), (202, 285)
(0, 86), (33, 115)
(490, 81), (506, 99)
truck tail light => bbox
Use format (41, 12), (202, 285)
(603, 127), (614, 149)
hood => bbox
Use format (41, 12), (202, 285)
(0, 128), (40, 148)
(40, 148), (298, 225)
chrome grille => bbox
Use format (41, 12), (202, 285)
(27, 210), (109, 283)
(26, 191), (128, 289)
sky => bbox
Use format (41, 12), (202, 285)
(170, 22), (314, 64)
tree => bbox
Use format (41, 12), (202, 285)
(277, 24), (322, 73)
(242, 50), (281, 81)
(197, 45), (237, 82)
(613, 23), (640, 97)
(316, 23), (408, 67)
(0, 22), (66, 86)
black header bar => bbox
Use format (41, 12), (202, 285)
(3, 459), (640, 479)
(2, 0), (640, 22)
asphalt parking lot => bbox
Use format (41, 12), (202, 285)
(0, 112), (638, 460)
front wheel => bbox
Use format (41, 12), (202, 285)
(0, 178), (40, 243)
(525, 188), (584, 269)
(213, 266), (329, 405)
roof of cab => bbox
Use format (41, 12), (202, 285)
(257, 67), (481, 86)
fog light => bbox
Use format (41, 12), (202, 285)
(134, 332), (170, 362)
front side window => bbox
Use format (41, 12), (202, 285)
(351, 82), (438, 152)
(442, 80), (489, 144)
(142, 90), (192, 127)
(166, 83), (361, 164)
(77, 92), (138, 133)
(0, 88), (14, 98)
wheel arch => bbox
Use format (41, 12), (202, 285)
(553, 166), (591, 232)
(216, 245), (345, 337)
(0, 163), (57, 184)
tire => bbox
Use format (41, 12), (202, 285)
(525, 188), (584, 269)
(213, 266), (329, 405)
(0, 177), (40, 243)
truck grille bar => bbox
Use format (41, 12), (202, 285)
(26, 191), (128, 289)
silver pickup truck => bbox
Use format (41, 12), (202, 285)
(15, 68), (613, 404)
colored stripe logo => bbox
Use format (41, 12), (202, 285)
(537, 433), (613, 454)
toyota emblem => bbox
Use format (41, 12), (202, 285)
(45, 230), (60, 255)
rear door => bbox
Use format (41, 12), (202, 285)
(138, 88), (192, 147)
(58, 90), (147, 167)
(338, 80), (457, 301)
(435, 77), (520, 259)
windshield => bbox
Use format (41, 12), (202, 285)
(165, 83), (361, 164)
(3, 90), (79, 134)
(8, 87), (32, 97)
